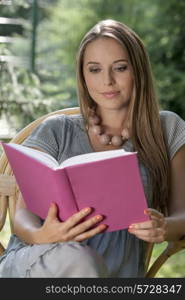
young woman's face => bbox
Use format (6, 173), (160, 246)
(83, 37), (134, 111)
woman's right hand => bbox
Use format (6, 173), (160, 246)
(34, 202), (107, 244)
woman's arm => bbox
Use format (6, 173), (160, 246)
(128, 144), (185, 242)
(13, 192), (43, 244)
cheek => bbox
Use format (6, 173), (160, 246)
(119, 75), (134, 92)
(128, 78), (134, 91)
(84, 75), (99, 93)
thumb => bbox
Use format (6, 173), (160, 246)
(47, 202), (59, 221)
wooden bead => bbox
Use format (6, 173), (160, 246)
(88, 112), (130, 146)
(92, 115), (100, 125)
(99, 134), (111, 145)
(121, 128), (129, 140)
(111, 135), (123, 146)
(89, 115), (100, 125)
(91, 125), (102, 135)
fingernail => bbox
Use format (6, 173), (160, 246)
(99, 224), (108, 230)
(83, 207), (91, 213)
(96, 215), (103, 220)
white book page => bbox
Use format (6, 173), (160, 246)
(60, 149), (135, 168)
(9, 143), (59, 168)
(9, 144), (135, 170)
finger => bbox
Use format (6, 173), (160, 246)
(131, 233), (165, 244)
(144, 208), (164, 218)
(69, 214), (105, 238)
(133, 232), (166, 243)
(64, 207), (93, 229)
(128, 227), (165, 240)
(129, 219), (159, 230)
(149, 215), (166, 226)
(46, 202), (59, 222)
(74, 224), (107, 242)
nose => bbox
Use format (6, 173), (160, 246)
(103, 69), (115, 86)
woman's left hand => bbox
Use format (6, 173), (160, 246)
(128, 208), (167, 243)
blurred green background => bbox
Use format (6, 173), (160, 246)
(1, 0), (185, 131)
(0, 0), (185, 277)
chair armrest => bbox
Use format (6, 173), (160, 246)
(0, 174), (16, 197)
(146, 239), (185, 277)
(0, 242), (5, 256)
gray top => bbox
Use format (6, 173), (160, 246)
(2, 110), (185, 277)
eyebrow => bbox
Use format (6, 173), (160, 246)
(86, 59), (128, 65)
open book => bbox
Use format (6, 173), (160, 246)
(1, 142), (149, 232)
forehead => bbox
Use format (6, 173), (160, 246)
(83, 37), (129, 62)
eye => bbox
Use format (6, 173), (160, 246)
(114, 65), (128, 72)
(89, 67), (101, 73)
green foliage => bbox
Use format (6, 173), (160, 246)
(33, 0), (185, 119)
(0, 47), (53, 130)
(33, 0), (97, 106)
(140, 0), (185, 119)
(1, 0), (185, 126)
(151, 243), (185, 278)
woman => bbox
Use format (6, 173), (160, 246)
(0, 19), (185, 278)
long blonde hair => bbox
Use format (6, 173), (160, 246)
(76, 19), (170, 215)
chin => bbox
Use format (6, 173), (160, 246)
(96, 99), (129, 109)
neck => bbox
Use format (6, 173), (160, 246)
(96, 107), (129, 134)
(87, 106), (130, 147)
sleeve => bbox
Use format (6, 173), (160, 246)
(160, 110), (185, 159)
(22, 114), (67, 160)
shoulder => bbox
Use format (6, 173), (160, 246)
(160, 110), (185, 136)
(35, 113), (84, 137)
(42, 113), (84, 130)
(160, 110), (184, 124)
(22, 113), (84, 159)
(160, 110), (185, 159)
(40, 113), (85, 143)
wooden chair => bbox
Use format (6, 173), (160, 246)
(0, 107), (185, 277)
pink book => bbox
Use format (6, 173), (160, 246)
(1, 142), (149, 232)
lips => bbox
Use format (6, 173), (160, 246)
(101, 91), (120, 99)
